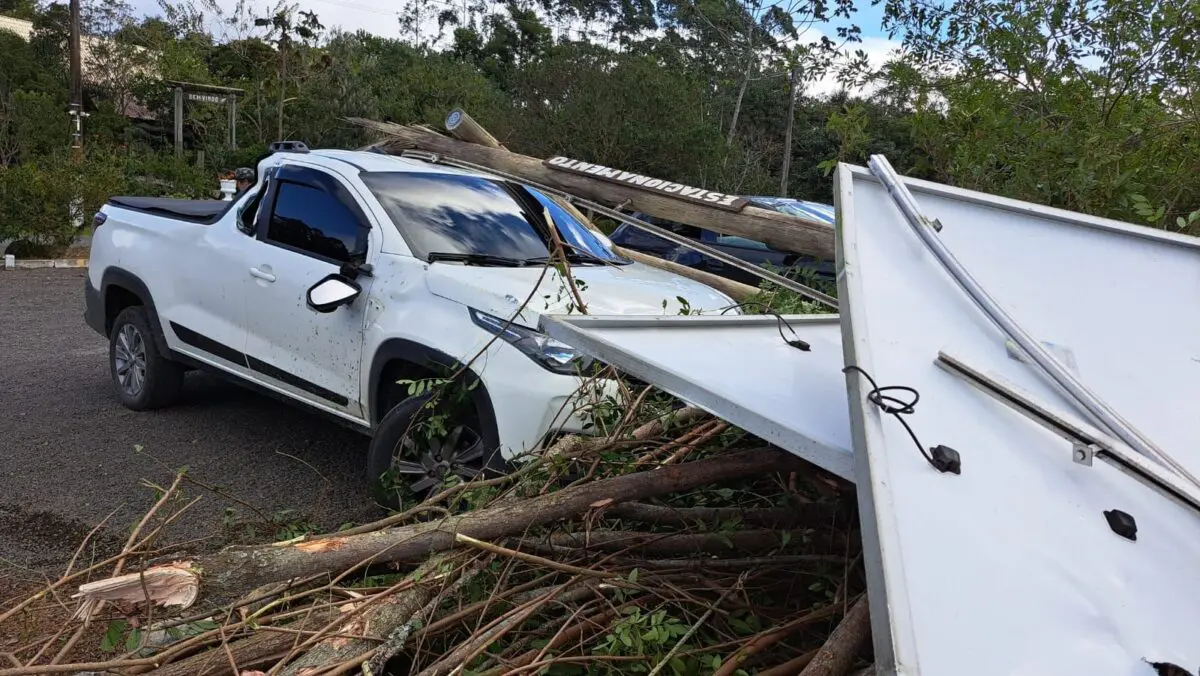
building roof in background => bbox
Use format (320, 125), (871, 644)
(0, 14), (34, 39)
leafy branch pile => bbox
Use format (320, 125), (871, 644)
(0, 387), (869, 676)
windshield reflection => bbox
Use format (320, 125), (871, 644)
(360, 172), (628, 264)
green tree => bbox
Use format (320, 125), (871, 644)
(878, 0), (1200, 231)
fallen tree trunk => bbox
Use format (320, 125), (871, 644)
(278, 556), (451, 676)
(607, 501), (839, 529)
(348, 118), (835, 259)
(545, 528), (805, 556)
(92, 448), (801, 610)
(543, 192), (760, 301)
(146, 608), (338, 676)
(615, 246), (759, 301)
(799, 596), (871, 676)
(445, 108), (503, 149)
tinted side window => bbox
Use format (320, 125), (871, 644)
(267, 182), (366, 263)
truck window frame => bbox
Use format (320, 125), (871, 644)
(254, 164), (371, 266)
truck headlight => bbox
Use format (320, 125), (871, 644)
(469, 308), (593, 375)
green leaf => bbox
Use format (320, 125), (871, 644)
(125, 627), (143, 652)
(781, 531), (792, 548)
(100, 619), (127, 652)
(627, 567), (639, 584)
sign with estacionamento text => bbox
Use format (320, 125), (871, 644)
(543, 157), (749, 213)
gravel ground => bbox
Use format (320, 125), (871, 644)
(0, 269), (383, 579)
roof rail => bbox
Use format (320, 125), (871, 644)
(269, 141), (310, 154)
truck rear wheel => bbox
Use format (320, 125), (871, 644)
(108, 306), (184, 411)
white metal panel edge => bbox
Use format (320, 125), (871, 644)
(540, 314), (856, 480)
(843, 164), (1200, 251)
(834, 164), (914, 673)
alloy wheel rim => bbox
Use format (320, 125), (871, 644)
(390, 424), (485, 493)
(114, 324), (147, 397)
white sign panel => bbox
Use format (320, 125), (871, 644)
(541, 314), (854, 480)
(837, 162), (1200, 675)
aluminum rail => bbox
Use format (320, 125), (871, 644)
(868, 154), (1198, 488)
(936, 350), (1200, 515)
(398, 149), (839, 309)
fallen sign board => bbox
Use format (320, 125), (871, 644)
(837, 160), (1200, 675)
(544, 156), (749, 212)
(539, 314), (854, 481)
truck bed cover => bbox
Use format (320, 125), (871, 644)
(107, 196), (233, 224)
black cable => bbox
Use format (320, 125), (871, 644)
(842, 365), (961, 474)
(718, 302), (811, 351)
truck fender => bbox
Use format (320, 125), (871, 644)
(367, 339), (500, 453)
(99, 267), (172, 356)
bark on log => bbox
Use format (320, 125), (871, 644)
(544, 529), (804, 556)
(348, 119), (835, 259)
(798, 596), (871, 676)
(544, 192), (759, 302)
(146, 609), (337, 676)
(166, 449), (802, 607)
(615, 246), (759, 301)
(444, 109), (503, 149)
(279, 557), (448, 676)
(607, 502), (840, 529)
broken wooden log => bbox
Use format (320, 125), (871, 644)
(445, 108), (503, 149)
(545, 191), (760, 301)
(76, 448), (802, 610)
(71, 561), (197, 619)
(615, 246), (759, 301)
(348, 118), (835, 259)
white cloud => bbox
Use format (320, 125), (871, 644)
(125, 0), (902, 98)
(788, 29), (904, 98)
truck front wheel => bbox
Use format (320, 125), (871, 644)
(367, 393), (505, 508)
(108, 306), (184, 410)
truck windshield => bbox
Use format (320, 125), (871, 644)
(360, 172), (628, 265)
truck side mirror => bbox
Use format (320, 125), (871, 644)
(306, 274), (361, 313)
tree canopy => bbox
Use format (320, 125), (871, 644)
(1, 0), (1197, 254)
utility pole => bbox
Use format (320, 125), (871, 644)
(68, 0), (84, 161)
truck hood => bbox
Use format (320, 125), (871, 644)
(425, 262), (738, 329)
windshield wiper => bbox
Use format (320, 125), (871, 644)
(427, 252), (534, 267)
(525, 250), (610, 266)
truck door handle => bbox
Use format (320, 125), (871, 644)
(249, 266), (276, 282)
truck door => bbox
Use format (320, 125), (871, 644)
(240, 164), (375, 421)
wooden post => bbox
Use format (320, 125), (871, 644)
(173, 87), (184, 157)
(228, 94), (237, 150)
(445, 109), (503, 149)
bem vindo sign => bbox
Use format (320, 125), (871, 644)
(543, 157), (749, 212)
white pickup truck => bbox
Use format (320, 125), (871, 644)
(85, 143), (734, 499)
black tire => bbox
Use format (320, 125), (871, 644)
(367, 393), (506, 508)
(108, 306), (184, 411)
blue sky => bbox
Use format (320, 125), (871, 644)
(125, 0), (902, 94)
(128, 0), (898, 41)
